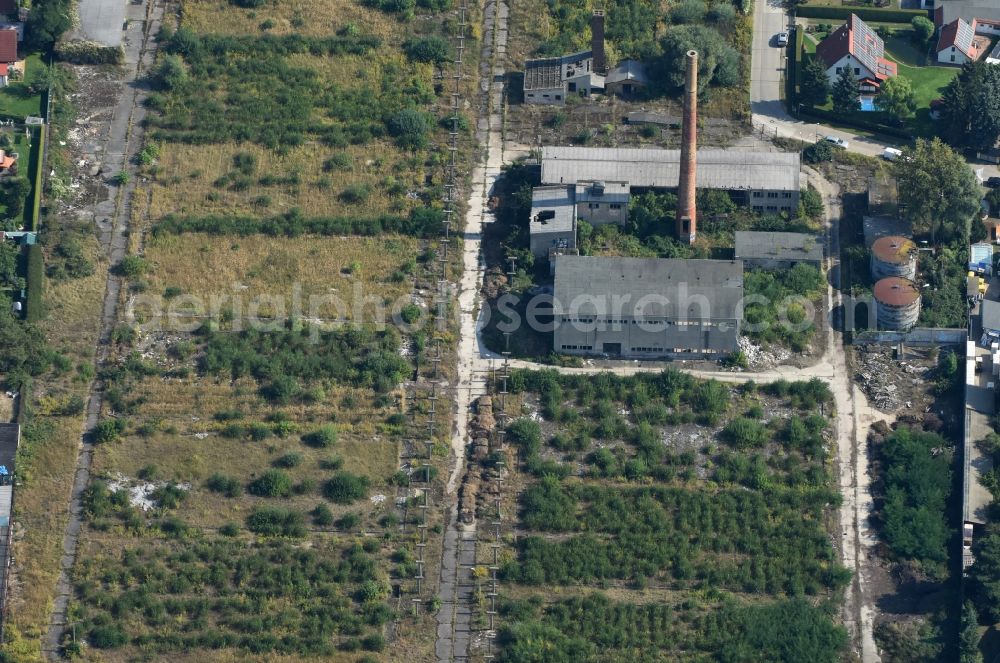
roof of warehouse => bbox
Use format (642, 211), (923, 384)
(734, 231), (823, 263)
(540, 146), (800, 192)
(574, 180), (630, 204)
(552, 255), (744, 320)
(530, 186), (575, 234)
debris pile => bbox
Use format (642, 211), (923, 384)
(737, 337), (791, 369)
(459, 395), (499, 523)
(857, 349), (900, 411)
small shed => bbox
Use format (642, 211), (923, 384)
(734, 231), (823, 270)
(605, 60), (649, 98)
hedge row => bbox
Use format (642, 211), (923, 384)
(153, 207), (445, 239)
(794, 5), (927, 23)
(55, 40), (125, 65)
(28, 126), (44, 231)
(25, 244), (43, 322)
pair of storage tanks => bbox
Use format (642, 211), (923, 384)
(870, 236), (920, 330)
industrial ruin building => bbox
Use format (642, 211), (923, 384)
(529, 186), (577, 258)
(523, 11), (606, 104)
(575, 180), (629, 226)
(540, 146), (801, 213)
(552, 255), (744, 358)
(874, 277), (921, 330)
(734, 231), (823, 270)
(870, 235), (917, 280)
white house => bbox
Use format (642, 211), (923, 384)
(815, 14), (897, 92)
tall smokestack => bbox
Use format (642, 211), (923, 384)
(676, 49), (697, 244)
(591, 10), (606, 74)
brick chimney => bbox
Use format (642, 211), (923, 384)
(676, 49), (697, 244)
(591, 10), (607, 74)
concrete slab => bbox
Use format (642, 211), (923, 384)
(74, 0), (127, 48)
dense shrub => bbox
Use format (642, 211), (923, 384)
(403, 36), (450, 64)
(246, 506), (306, 537)
(247, 469), (293, 497)
(722, 416), (769, 449)
(323, 472), (371, 504)
(386, 109), (431, 149)
(206, 473), (242, 497)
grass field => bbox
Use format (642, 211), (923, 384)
(0, 54), (45, 119)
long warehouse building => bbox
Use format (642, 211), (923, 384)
(540, 146), (801, 213)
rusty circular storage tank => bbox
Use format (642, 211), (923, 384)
(870, 235), (917, 281)
(873, 277), (921, 330)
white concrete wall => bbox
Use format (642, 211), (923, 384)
(824, 54), (875, 84)
(937, 45), (972, 64)
(524, 85), (566, 105)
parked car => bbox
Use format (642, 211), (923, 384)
(824, 135), (849, 149)
(881, 147), (903, 161)
(776, 31), (789, 46)
(985, 176), (1000, 189)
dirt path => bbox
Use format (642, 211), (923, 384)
(434, 0), (509, 658)
(42, 2), (164, 657)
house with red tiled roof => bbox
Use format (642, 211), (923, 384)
(0, 28), (16, 68)
(935, 17), (989, 64)
(815, 14), (898, 93)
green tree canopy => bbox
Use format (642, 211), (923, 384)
(875, 75), (917, 123)
(831, 66), (858, 114)
(940, 61), (1000, 148)
(911, 16), (935, 45)
(895, 138), (981, 242)
(655, 25), (739, 92)
(800, 57), (830, 108)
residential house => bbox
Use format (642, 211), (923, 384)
(936, 17), (989, 64)
(552, 255), (744, 358)
(0, 28), (16, 70)
(815, 14), (897, 93)
(0, 150), (17, 176)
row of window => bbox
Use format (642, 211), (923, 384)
(752, 191), (793, 199)
(835, 67), (863, 76)
(753, 205), (793, 212)
(562, 318), (725, 327)
(526, 93), (563, 100)
(560, 344), (593, 350)
(585, 203), (624, 210)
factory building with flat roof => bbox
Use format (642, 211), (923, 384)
(540, 146), (801, 214)
(552, 255), (744, 358)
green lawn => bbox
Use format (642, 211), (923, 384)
(0, 53), (45, 119)
(0, 129), (40, 229)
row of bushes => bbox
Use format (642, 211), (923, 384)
(794, 5), (926, 22)
(55, 40), (125, 64)
(25, 244), (43, 322)
(154, 207), (445, 239)
(797, 106), (914, 140)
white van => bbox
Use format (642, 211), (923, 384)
(882, 147), (903, 161)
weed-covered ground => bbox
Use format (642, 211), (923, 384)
(487, 369), (849, 662)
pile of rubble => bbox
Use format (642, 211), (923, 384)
(737, 337), (791, 369)
(856, 348), (928, 412)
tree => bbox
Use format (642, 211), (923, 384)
(875, 76), (917, 123)
(800, 57), (830, 108)
(655, 25), (740, 92)
(969, 531), (1000, 622)
(151, 54), (188, 91)
(831, 66), (859, 114)
(802, 140), (833, 164)
(1, 177), (31, 219)
(960, 601), (983, 663)
(894, 138), (981, 242)
(403, 36), (450, 64)
(911, 16), (935, 46)
(800, 187), (824, 219)
(940, 61), (1000, 148)
(25, 0), (72, 50)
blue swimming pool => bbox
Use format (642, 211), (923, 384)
(859, 97), (876, 111)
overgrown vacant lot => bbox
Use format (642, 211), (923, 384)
(491, 369), (849, 662)
(66, 319), (448, 659)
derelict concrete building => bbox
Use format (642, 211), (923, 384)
(529, 186), (577, 258)
(552, 255), (744, 358)
(734, 231), (823, 270)
(540, 146), (801, 213)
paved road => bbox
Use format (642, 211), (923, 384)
(750, 0), (791, 122)
(73, 0), (127, 47)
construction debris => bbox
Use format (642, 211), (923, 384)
(857, 349), (900, 410)
(737, 336), (791, 369)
